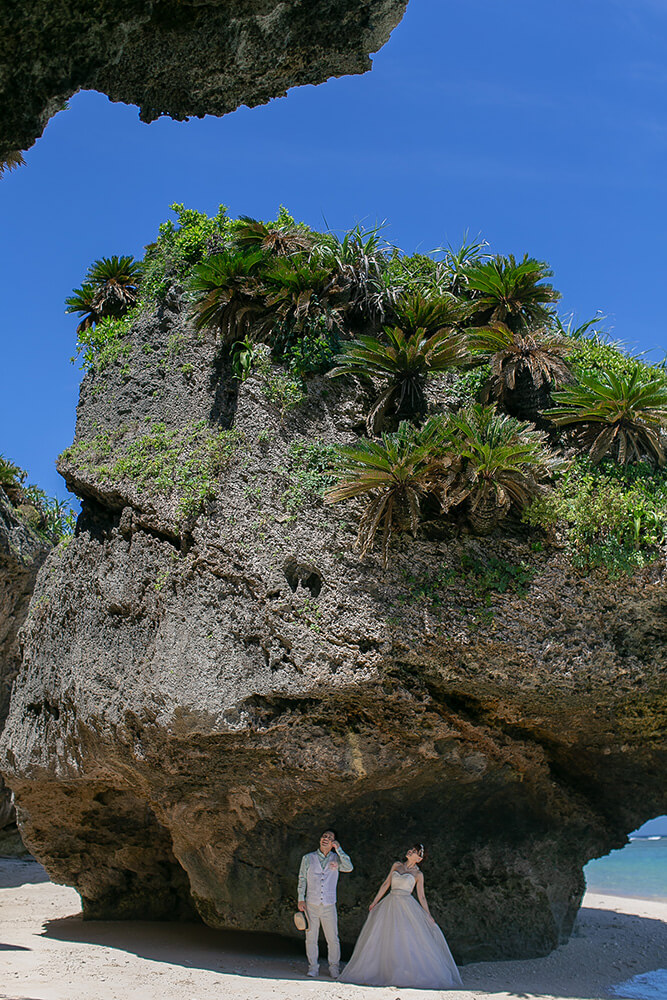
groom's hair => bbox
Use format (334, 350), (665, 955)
(321, 829), (337, 839)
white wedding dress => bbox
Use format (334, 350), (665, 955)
(339, 870), (462, 989)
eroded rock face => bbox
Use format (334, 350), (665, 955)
(1, 300), (666, 960)
(0, 489), (51, 852)
(0, 0), (408, 158)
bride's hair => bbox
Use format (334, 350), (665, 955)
(406, 843), (426, 863)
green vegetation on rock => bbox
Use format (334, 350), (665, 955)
(61, 421), (243, 519)
(74, 313), (137, 372)
(63, 202), (667, 573)
(281, 440), (338, 511)
(401, 553), (536, 609)
(326, 409), (556, 565)
(525, 457), (667, 575)
(141, 203), (232, 306)
(0, 454), (75, 543)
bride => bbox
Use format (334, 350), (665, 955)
(339, 844), (462, 989)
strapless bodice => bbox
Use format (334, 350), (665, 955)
(390, 871), (416, 894)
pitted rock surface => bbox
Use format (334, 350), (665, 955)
(0, 489), (51, 848)
(1, 296), (666, 961)
(0, 0), (408, 159)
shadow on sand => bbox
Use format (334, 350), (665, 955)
(43, 913), (314, 984)
(38, 901), (667, 997)
(463, 904), (667, 1000)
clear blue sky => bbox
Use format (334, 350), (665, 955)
(635, 817), (667, 836)
(2, 0), (667, 502)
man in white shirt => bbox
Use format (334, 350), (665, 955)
(297, 829), (353, 978)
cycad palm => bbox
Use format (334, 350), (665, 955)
(65, 255), (142, 332)
(447, 404), (557, 534)
(324, 420), (454, 565)
(392, 291), (472, 337)
(330, 326), (471, 433)
(546, 368), (667, 466)
(468, 322), (573, 420)
(190, 250), (266, 344)
(262, 256), (340, 334)
(235, 216), (313, 256)
(88, 256), (142, 317)
(464, 254), (560, 332)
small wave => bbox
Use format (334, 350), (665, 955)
(611, 968), (667, 999)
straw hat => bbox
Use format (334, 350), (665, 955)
(294, 910), (309, 931)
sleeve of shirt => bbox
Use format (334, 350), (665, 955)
(297, 853), (309, 901)
(335, 846), (353, 872)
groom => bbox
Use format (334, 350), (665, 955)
(297, 829), (353, 978)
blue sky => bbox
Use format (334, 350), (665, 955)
(2, 0), (667, 501)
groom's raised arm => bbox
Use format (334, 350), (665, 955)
(334, 843), (353, 872)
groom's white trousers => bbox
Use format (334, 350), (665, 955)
(305, 902), (340, 969)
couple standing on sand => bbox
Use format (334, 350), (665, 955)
(296, 829), (462, 989)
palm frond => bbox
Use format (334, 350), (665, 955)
(330, 326), (471, 431)
(392, 291), (472, 336)
(464, 254), (560, 332)
(65, 282), (99, 333)
(324, 420), (450, 565)
(189, 250), (267, 342)
(235, 216), (313, 256)
(469, 322), (573, 420)
(445, 404), (559, 533)
(0, 151), (26, 177)
(66, 255), (143, 330)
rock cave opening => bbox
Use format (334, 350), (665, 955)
(583, 815), (667, 901)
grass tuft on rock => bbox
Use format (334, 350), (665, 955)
(61, 421), (243, 519)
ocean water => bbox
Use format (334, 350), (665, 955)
(584, 839), (667, 1000)
(584, 837), (667, 901)
(611, 969), (667, 1000)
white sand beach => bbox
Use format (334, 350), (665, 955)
(1, 857), (665, 1000)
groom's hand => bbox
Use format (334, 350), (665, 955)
(298, 901), (306, 912)
(332, 840), (340, 851)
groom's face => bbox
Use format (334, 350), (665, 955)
(319, 831), (335, 854)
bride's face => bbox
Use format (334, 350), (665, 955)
(406, 849), (422, 865)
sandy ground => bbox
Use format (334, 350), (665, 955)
(1, 858), (666, 1000)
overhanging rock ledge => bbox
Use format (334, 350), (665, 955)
(0, 0), (408, 158)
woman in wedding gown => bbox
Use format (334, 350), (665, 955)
(339, 845), (462, 989)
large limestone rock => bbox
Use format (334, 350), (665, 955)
(0, 488), (51, 852)
(1, 297), (666, 960)
(0, 0), (408, 159)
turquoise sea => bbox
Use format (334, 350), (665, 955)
(584, 837), (667, 901)
(584, 838), (667, 1000)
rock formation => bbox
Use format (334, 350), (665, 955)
(1, 289), (665, 961)
(0, 0), (408, 159)
(0, 488), (51, 853)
